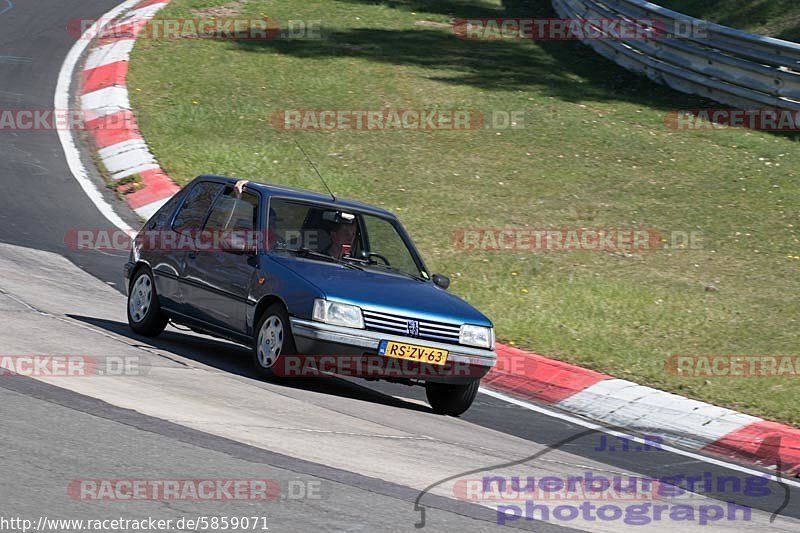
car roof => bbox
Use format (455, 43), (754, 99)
(195, 175), (398, 219)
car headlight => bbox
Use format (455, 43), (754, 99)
(312, 299), (364, 329)
(460, 324), (494, 349)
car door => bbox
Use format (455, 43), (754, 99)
(181, 186), (260, 335)
(157, 181), (224, 314)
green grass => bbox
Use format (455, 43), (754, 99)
(657, 0), (800, 42)
(129, 0), (800, 425)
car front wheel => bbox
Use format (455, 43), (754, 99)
(425, 379), (480, 417)
(127, 267), (168, 337)
(253, 304), (296, 379)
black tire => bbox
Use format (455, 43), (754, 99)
(252, 303), (296, 379)
(127, 266), (168, 337)
(425, 380), (480, 417)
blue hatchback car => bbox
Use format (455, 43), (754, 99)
(125, 176), (496, 415)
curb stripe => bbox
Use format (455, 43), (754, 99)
(97, 138), (150, 160)
(85, 110), (141, 149)
(484, 344), (608, 403)
(56, 0), (142, 233)
(125, 168), (180, 210)
(135, 197), (172, 219)
(112, 163), (161, 181)
(481, 388), (800, 489)
(89, 127), (142, 151)
(80, 0), (174, 217)
(84, 39), (135, 71)
(81, 86), (131, 118)
(486, 345), (800, 474)
(556, 379), (760, 450)
(703, 421), (800, 476)
(97, 19), (149, 43)
(82, 61), (129, 95)
(97, 138), (156, 178)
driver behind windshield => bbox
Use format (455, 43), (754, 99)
(325, 220), (357, 260)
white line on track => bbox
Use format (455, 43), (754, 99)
(55, 0), (143, 233)
(479, 387), (800, 488)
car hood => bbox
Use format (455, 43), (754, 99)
(270, 255), (492, 327)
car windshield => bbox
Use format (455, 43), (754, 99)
(268, 198), (427, 280)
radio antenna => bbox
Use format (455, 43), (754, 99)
(293, 139), (335, 202)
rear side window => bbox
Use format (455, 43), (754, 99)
(205, 190), (258, 232)
(145, 188), (187, 230)
(172, 182), (224, 234)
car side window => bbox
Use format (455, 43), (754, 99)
(146, 188), (186, 230)
(172, 182), (224, 235)
(270, 200), (315, 250)
(204, 189), (258, 233)
(362, 215), (421, 276)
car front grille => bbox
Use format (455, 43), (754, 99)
(362, 309), (461, 345)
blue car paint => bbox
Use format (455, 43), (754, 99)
(269, 255), (492, 327)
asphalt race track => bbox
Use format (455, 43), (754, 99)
(0, 0), (138, 285)
(1, 1), (799, 531)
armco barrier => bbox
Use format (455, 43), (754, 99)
(552, 0), (800, 110)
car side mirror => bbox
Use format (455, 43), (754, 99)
(432, 274), (450, 290)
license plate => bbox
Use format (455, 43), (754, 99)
(378, 340), (449, 366)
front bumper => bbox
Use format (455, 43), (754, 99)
(290, 318), (496, 383)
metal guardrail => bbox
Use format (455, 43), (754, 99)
(551, 0), (800, 110)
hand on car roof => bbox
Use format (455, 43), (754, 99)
(234, 180), (249, 198)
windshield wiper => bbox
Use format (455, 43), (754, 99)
(366, 262), (426, 282)
(285, 247), (364, 270)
